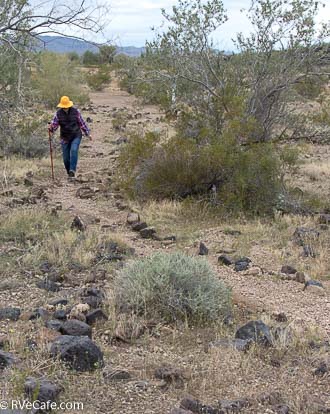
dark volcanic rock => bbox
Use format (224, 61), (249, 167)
(281, 265), (297, 275)
(60, 320), (92, 338)
(0, 350), (18, 369)
(0, 307), (21, 321)
(235, 320), (273, 346)
(86, 309), (108, 325)
(36, 278), (61, 292)
(50, 335), (104, 371)
(218, 255), (233, 266)
(25, 376), (62, 403)
(45, 320), (63, 331)
(198, 242), (209, 256)
(132, 221), (148, 232)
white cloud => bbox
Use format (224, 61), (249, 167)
(105, 0), (330, 47)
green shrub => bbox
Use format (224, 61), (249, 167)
(1, 115), (49, 158)
(86, 65), (111, 91)
(114, 251), (232, 325)
(32, 51), (89, 108)
(117, 129), (287, 215)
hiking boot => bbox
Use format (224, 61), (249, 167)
(68, 170), (75, 178)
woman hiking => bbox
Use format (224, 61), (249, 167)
(48, 95), (92, 178)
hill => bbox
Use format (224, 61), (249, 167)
(37, 36), (145, 57)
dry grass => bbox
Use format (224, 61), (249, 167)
(0, 157), (41, 189)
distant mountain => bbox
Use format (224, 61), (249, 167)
(37, 36), (145, 57)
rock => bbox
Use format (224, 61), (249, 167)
(171, 409), (194, 414)
(24, 177), (33, 186)
(83, 287), (105, 299)
(86, 309), (108, 325)
(244, 266), (262, 276)
(281, 265), (297, 275)
(234, 258), (250, 272)
(313, 361), (328, 376)
(103, 368), (131, 381)
(49, 298), (68, 307)
(295, 272), (310, 284)
(218, 399), (249, 411)
(71, 215), (86, 232)
(163, 235), (177, 242)
(127, 213), (140, 225)
(140, 227), (156, 239)
(45, 320), (63, 331)
(218, 255), (233, 266)
(302, 245), (316, 258)
(0, 335), (9, 349)
(50, 335), (104, 371)
(53, 309), (68, 320)
(0, 350), (18, 368)
(257, 391), (285, 406)
(25, 377), (62, 403)
(293, 227), (319, 246)
(36, 278), (61, 292)
(131, 221), (148, 231)
(154, 365), (185, 386)
(198, 242), (209, 256)
(303, 280), (325, 296)
(81, 296), (102, 309)
(180, 396), (219, 414)
(25, 308), (50, 321)
(319, 214), (330, 224)
(272, 313), (288, 323)
(208, 338), (252, 352)
(235, 320), (273, 346)
(60, 320), (92, 338)
(76, 187), (95, 199)
(273, 404), (290, 414)
(0, 307), (21, 321)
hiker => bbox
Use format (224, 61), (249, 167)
(48, 96), (92, 178)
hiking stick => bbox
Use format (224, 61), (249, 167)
(48, 128), (55, 180)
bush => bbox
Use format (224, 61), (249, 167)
(116, 130), (288, 215)
(114, 251), (232, 325)
(32, 51), (89, 108)
(86, 65), (111, 91)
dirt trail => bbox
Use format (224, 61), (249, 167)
(47, 80), (330, 338)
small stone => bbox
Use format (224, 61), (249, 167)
(198, 242), (209, 256)
(319, 214), (330, 224)
(60, 320), (92, 338)
(140, 227), (156, 239)
(45, 320), (63, 331)
(0, 307), (21, 321)
(218, 255), (233, 266)
(218, 399), (249, 411)
(235, 320), (273, 346)
(154, 365), (185, 386)
(127, 213), (140, 225)
(281, 265), (297, 275)
(171, 409), (193, 414)
(86, 309), (108, 325)
(71, 215), (86, 232)
(0, 350), (18, 369)
(295, 272), (310, 284)
(131, 221), (148, 232)
(48, 298), (68, 307)
(234, 260), (250, 272)
(54, 309), (68, 320)
(180, 396), (218, 414)
(272, 313), (288, 323)
(313, 361), (328, 376)
(103, 368), (131, 381)
(24, 177), (33, 186)
(273, 404), (290, 414)
(36, 279), (61, 292)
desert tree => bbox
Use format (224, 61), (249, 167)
(0, 0), (110, 155)
(137, 0), (330, 142)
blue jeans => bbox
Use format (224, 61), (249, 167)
(61, 137), (81, 174)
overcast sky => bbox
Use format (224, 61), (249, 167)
(106, 0), (330, 48)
